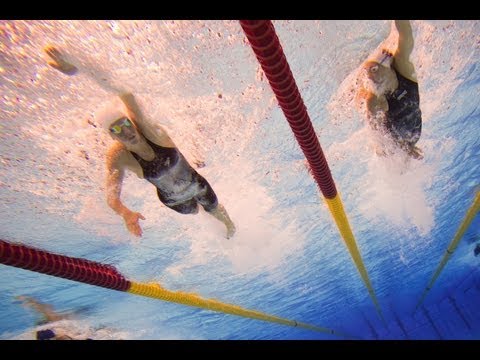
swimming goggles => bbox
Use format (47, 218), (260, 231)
(110, 117), (132, 134)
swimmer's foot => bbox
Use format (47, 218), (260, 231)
(193, 159), (206, 169)
(43, 45), (78, 75)
(226, 223), (236, 239)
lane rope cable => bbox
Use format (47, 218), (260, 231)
(414, 190), (480, 311)
(239, 20), (383, 321)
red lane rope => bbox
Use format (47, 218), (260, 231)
(240, 20), (337, 199)
(0, 239), (131, 291)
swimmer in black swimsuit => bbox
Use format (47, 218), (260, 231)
(102, 95), (236, 239)
(355, 20), (423, 160)
(103, 95), (236, 238)
(44, 47), (236, 239)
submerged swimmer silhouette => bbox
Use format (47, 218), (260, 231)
(43, 46), (236, 239)
(16, 296), (90, 340)
(355, 20), (423, 160)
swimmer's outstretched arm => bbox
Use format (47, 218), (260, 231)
(356, 82), (390, 130)
(117, 93), (143, 124)
(16, 296), (65, 323)
(393, 20), (417, 83)
(43, 45), (125, 94)
(106, 142), (146, 237)
(118, 93), (177, 148)
(44, 46), (177, 148)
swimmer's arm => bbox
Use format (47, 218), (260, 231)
(105, 143), (138, 216)
(106, 143), (146, 237)
(118, 93), (177, 148)
(364, 93), (389, 131)
(366, 93), (389, 114)
(16, 296), (64, 323)
(393, 20), (417, 83)
(118, 93), (142, 125)
(356, 88), (389, 114)
(355, 87), (370, 110)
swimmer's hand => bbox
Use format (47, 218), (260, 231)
(226, 224), (236, 239)
(123, 211), (145, 237)
(43, 45), (78, 76)
(15, 295), (30, 305)
(15, 295), (38, 306)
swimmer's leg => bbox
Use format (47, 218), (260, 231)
(207, 204), (236, 239)
(393, 136), (423, 160)
(195, 177), (236, 239)
(395, 123), (423, 160)
(43, 45), (78, 76)
(169, 200), (199, 214)
(406, 144), (424, 160)
(157, 189), (199, 215)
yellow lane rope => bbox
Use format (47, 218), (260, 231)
(324, 195), (385, 322)
(128, 281), (358, 338)
(415, 190), (480, 310)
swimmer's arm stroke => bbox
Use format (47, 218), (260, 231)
(366, 94), (389, 132)
(355, 87), (389, 119)
(118, 92), (177, 148)
(393, 20), (417, 83)
(106, 142), (146, 237)
(16, 296), (65, 323)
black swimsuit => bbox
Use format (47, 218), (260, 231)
(131, 139), (218, 214)
(385, 68), (422, 147)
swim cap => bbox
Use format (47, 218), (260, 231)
(36, 328), (56, 340)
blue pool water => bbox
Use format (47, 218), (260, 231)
(0, 20), (479, 340)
